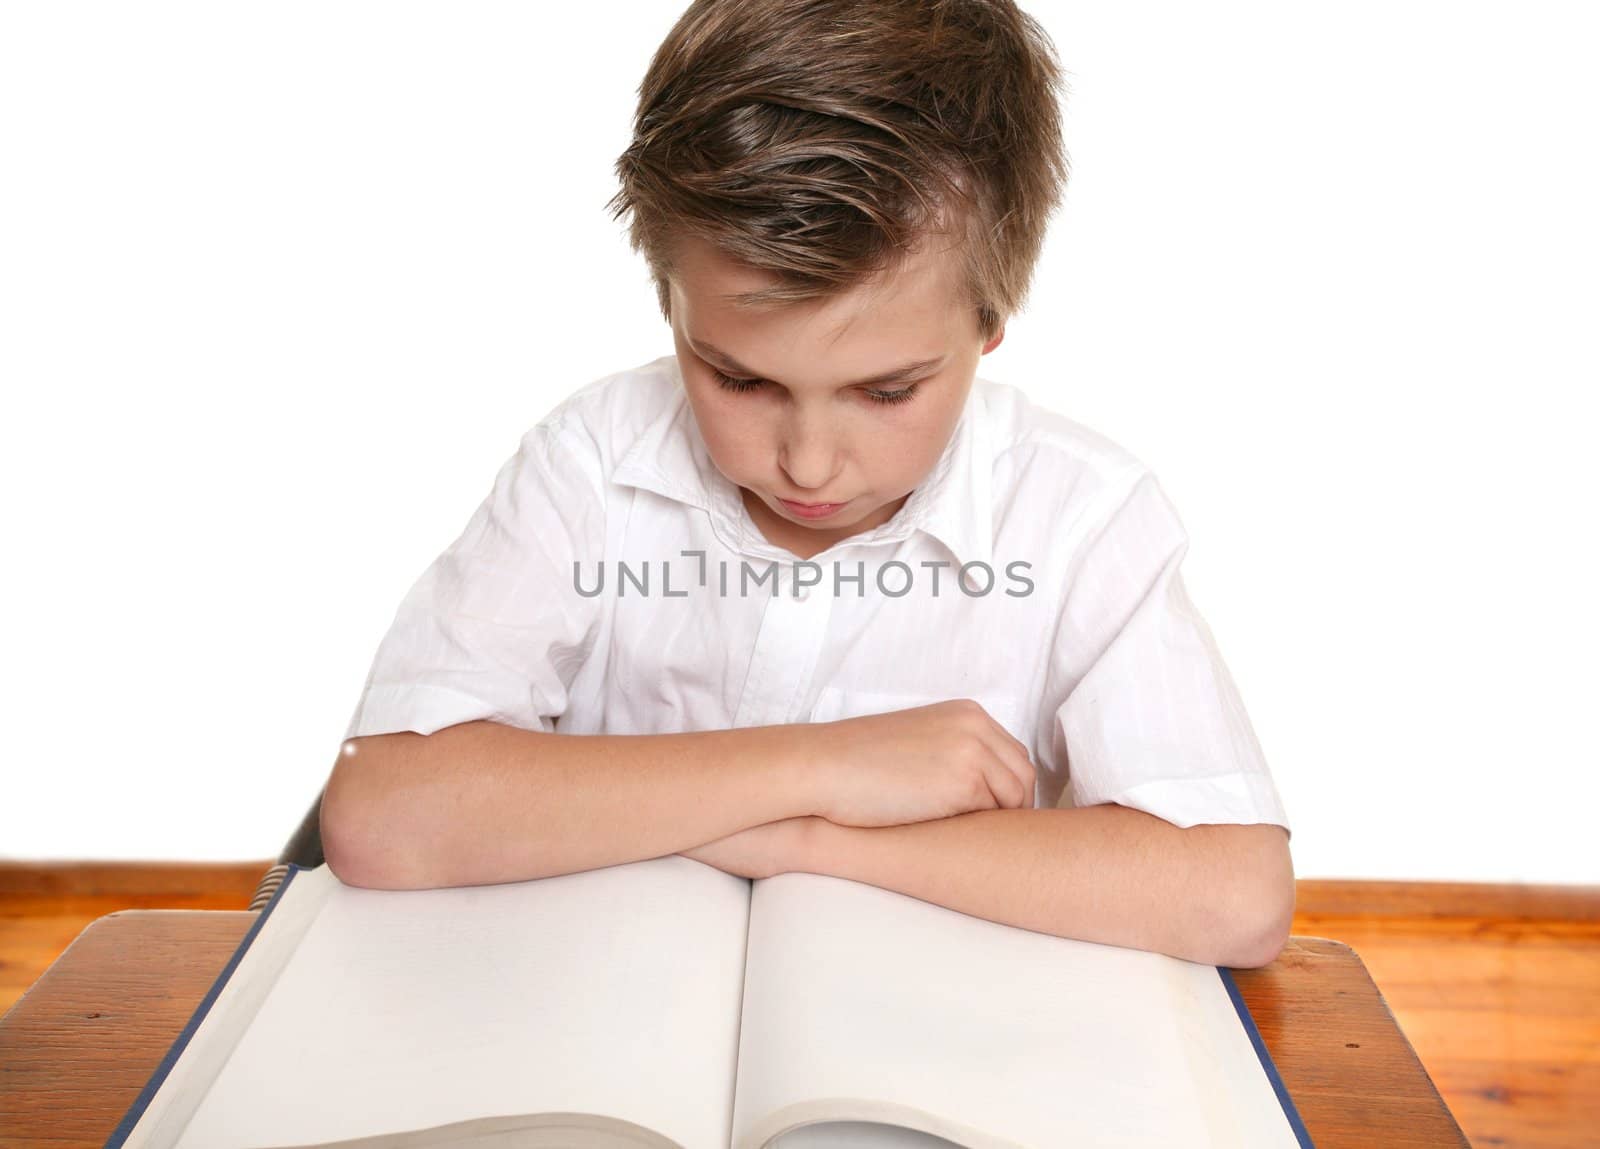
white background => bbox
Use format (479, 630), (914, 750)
(2, 2), (1595, 881)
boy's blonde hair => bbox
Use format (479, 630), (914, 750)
(606, 0), (1070, 344)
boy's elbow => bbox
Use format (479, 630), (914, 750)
(320, 735), (434, 890)
(1193, 824), (1294, 969)
(319, 784), (384, 889)
(1224, 892), (1294, 969)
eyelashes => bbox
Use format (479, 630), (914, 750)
(709, 368), (921, 406)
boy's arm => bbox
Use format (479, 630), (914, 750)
(321, 719), (826, 890)
(790, 804), (1294, 969)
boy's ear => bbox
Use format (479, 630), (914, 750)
(982, 326), (1006, 355)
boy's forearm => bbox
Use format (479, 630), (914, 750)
(793, 805), (1295, 969)
(321, 719), (824, 889)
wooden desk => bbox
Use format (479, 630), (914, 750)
(0, 912), (1469, 1148)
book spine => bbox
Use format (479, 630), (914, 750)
(248, 864), (291, 912)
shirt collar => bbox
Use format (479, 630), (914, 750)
(613, 356), (994, 569)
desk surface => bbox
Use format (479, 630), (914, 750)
(0, 911), (1469, 1148)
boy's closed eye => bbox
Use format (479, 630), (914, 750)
(707, 365), (924, 406)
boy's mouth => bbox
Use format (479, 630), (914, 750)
(779, 497), (850, 520)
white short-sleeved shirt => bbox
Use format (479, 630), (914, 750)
(345, 354), (1290, 835)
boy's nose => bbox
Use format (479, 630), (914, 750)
(775, 407), (845, 491)
(777, 439), (843, 494)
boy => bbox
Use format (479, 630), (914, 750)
(323, 0), (1294, 969)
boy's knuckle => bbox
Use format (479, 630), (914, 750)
(966, 773), (991, 804)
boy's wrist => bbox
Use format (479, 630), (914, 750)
(766, 720), (841, 822)
(788, 814), (838, 876)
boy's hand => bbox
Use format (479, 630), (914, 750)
(807, 699), (1037, 827)
(678, 815), (822, 881)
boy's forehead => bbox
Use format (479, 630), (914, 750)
(670, 234), (969, 331)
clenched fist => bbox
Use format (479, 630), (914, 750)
(803, 698), (1037, 828)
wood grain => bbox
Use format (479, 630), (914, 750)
(0, 911), (258, 1148)
(1291, 912), (1600, 1148)
(1294, 879), (1600, 923)
(0, 861), (266, 1011)
(1230, 937), (1468, 1146)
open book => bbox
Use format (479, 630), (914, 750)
(108, 857), (1313, 1149)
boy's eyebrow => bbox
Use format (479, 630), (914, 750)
(691, 338), (950, 387)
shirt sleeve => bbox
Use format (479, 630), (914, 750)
(1049, 469), (1291, 837)
(343, 414), (607, 740)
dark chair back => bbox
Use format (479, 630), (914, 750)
(278, 788), (326, 869)
(248, 787), (326, 911)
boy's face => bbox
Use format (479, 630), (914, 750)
(668, 234), (1004, 559)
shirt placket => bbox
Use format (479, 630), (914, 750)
(731, 562), (836, 729)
